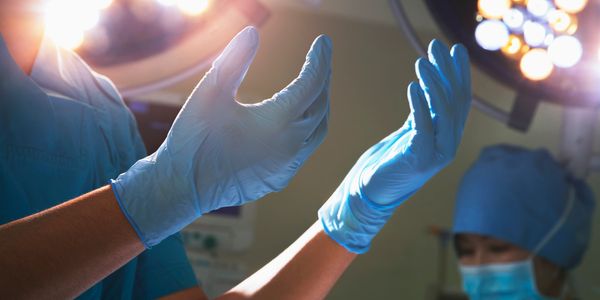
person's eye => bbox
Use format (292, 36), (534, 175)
(457, 247), (475, 257)
(489, 244), (510, 253)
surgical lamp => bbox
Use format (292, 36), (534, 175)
(44, 0), (269, 97)
(390, 0), (599, 178)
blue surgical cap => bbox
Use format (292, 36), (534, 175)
(452, 144), (595, 269)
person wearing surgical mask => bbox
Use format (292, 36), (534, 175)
(452, 145), (595, 300)
(0, 1), (474, 298)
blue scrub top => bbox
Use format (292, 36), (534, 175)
(0, 36), (198, 298)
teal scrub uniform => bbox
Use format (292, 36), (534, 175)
(0, 35), (198, 298)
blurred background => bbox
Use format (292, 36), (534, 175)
(47, 0), (600, 298)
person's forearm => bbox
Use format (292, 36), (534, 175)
(218, 221), (357, 300)
(0, 185), (145, 299)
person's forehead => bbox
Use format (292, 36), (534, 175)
(456, 233), (514, 244)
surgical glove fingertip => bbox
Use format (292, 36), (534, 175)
(211, 26), (260, 93)
(277, 36), (333, 118)
(415, 57), (436, 85)
(450, 43), (469, 65)
(312, 34), (333, 61)
(450, 43), (472, 89)
(414, 58), (426, 85)
(427, 39), (451, 67)
(407, 81), (421, 108)
(305, 35), (333, 81)
(215, 26), (259, 69)
(415, 58), (444, 103)
(427, 39), (443, 54)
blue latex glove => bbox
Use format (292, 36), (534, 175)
(112, 27), (332, 247)
(318, 39), (471, 253)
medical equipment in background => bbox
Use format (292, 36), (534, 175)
(389, 0), (599, 179)
(425, 226), (467, 300)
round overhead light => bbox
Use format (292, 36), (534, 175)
(475, 20), (510, 51)
(411, 0), (600, 108)
(548, 35), (582, 68)
(554, 0), (588, 14)
(523, 21), (547, 47)
(527, 0), (552, 17)
(520, 48), (554, 80)
(477, 0), (511, 19)
(503, 8), (526, 30)
(547, 9), (572, 32)
(502, 35), (526, 56)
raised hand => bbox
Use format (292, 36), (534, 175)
(319, 39), (471, 253)
(112, 27), (333, 247)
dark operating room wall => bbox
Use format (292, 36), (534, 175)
(136, 3), (600, 299)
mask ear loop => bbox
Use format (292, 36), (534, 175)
(528, 187), (576, 299)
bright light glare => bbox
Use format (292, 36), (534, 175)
(90, 0), (113, 10)
(502, 35), (524, 55)
(157, 0), (177, 6)
(527, 0), (552, 17)
(176, 0), (210, 16)
(503, 8), (525, 30)
(475, 20), (510, 51)
(548, 35), (582, 67)
(555, 0), (588, 13)
(45, 0), (100, 31)
(566, 22), (578, 34)
(523, 21), (547, 47)
(520, 49), (554, 80)
(547, 9), (572, 32)
(46, 24), (84, 50)
(544, 33), (555, 46)
(45, 0), (103, 49)
(478, 0), (511, 19)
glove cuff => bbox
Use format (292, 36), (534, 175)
(318, 186), (413, 254)
(111, 155), (200, 247)
(110, 179), (152, 249)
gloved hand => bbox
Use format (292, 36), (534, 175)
(319, 39), (471, 253)
(112, 27), (332, 247)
